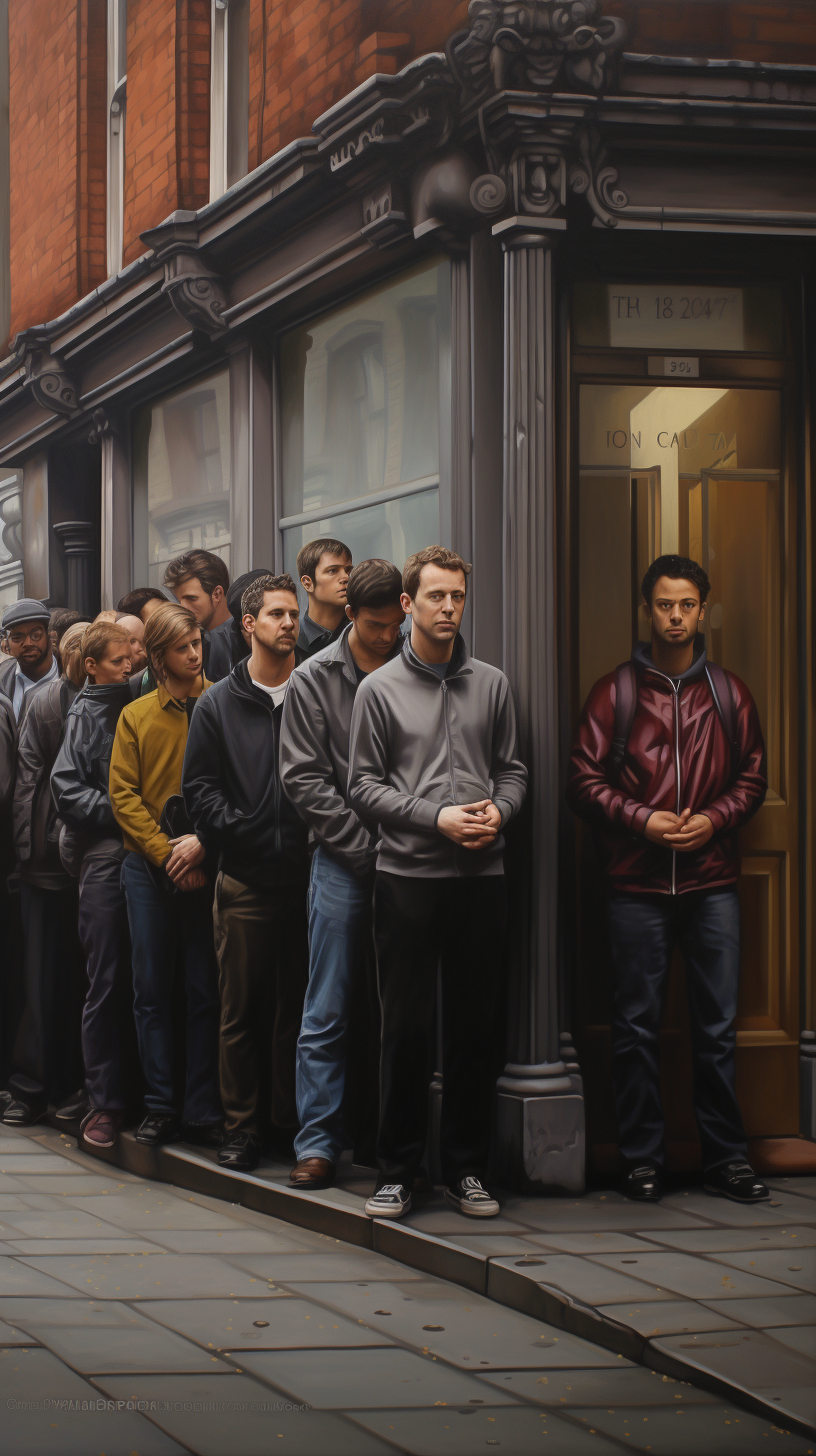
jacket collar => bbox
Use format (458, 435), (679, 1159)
(402, 631), (471, 682)
(632, 634), (708, 686)
(157, 676), (209, 711)
(75, 680), (133, 709)
(229, 654), (287, 708)
(320, 622), (404, 686)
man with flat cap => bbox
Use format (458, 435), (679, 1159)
(0, 599), (58, 721)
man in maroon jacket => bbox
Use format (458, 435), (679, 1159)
(567, 554), (768, 1204)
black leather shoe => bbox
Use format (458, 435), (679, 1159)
(218, 1131), (260, 1171)
(3, 1098), (48, 1127)
(55, 1089), (90, 1121)
(704, 1160), (769, 1202)
(134, 1113), (182, 1146)
(182, 1121), (224, 1149)
(621, 1164), (664, 1202)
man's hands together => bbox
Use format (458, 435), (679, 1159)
(645, 807), (713, 852)
(165, 833), (207, 890)
(437, 799), (501, 850)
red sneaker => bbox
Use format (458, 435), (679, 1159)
(81, 1110), (123, 1148)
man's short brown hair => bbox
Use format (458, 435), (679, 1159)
(346, 559), (403, 614)
(241, 573), (299, 621)
(296, 538), (351, 584)
(163, 549), (230, 597)
(82, 621), (130, 669)
(402, 546), (472, 601)
(143, 602), (199, 682)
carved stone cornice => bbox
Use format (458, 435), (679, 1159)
(141, 211), (228, 336)
(447, 1), (626, 110)
(312, 56), (457, 183)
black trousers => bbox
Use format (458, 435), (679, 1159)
(78, 856), (136, 1112)
(607, 887), (747, 1173)
(373, 872), (507, 1190)
(8, 882), (85, 1107)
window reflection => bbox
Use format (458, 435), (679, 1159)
(133, 371), (231, 588)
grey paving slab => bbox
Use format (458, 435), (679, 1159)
(659, 1190), (816, 1227)
(0, 1208), (135, 1238)
(282, 1277), (605, 1369)
(641, 1225), (816, 1252)
(140, 1295), (391, 1349)
(760, 1387), (816, 1430)
(768, 1178), (816, 1200)
(16, 1173), (141, 1194)
(147, 1227), (312, 1254)
(569, 1400), (815, 1454)
(0, 1172), (26, 1190)
(491, 1252), (674, 1303)
(0, 1346), (186, 1454)
(348, 1405), (624, 1455)
(0, 1256), (83, 1296)
(0, 1193), (28, 1209)
(228, 1250), (424, 1282)
(0, 1152), (84, 1173)
(32, 1320), (233, 1375)
(401, 1206), (528, 1235)
(596, 1300), (744, 1337)
(706, 1246), (816, 1292)
(95, 1372), (395, 1455)
(478, 1366), (715, 1406)
(437, 1233), (541, 1256)
(1, 1296), (159, 1327)
(768, 1324), (816, 1360)
(0, 1316), (33, 1343)
(590, 1250), (798, 1299)
(652, 1327), (816, 1394)
(529, 1231), (666, 1254)
(499, 1195), (712, 1234)
(236, 1344), (520, 1408)
(16, 1192), (87, 1209)
(700, 1292), (816, 1327)
(65, 1191), (247, 1229)
(8, 1237), (168, 1255)
(18, 1250), (288, 1299)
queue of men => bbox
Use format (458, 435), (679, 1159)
(0, 540), (526, 1221)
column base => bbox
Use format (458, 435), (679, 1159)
(493, 1063), (586, 1194)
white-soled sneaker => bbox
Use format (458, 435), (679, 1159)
(445, 1176), (500, 1218)
(365, 1183), (412, 1219)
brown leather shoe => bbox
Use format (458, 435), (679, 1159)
(289, 1157), (335, 1190)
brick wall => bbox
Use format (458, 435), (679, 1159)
(606, 0), (816, 62)
(123, 0), (210, 266)
(9, 0), (106, 343)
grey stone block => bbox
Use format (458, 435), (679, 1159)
(700, 1293), (816, 1328)
(478, 1366), (714, 1406)
(705, 1247), (816, 1293)
(142, 1295), (391, 1350)
(570, 1400), (813, 1454)
(236, 1344), (519, 1408)
(596, 1301), (743, 1338)
(17, 1251), (287, 1299)
(494, 1092), (586, 1194)
(590, 1250), (797, 1299)
(348, 1405), (623, 1454)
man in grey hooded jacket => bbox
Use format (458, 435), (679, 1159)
(348, 545), (527, 1221)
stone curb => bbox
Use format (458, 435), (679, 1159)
(44, 1125), (816, 1441)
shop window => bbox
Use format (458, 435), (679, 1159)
(107, 0), (127, 276)
(132, 370), (231, 588)
(210, 0), (249, 201)
(280, 258), (450, 580)
(0, 471), (23, 608)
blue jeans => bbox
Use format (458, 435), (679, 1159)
(294, 848), (374, 1163)
(607, 887), (747, 1173)
(122, 853), (221, 1123)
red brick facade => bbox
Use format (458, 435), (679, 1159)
(8, 0), (816, 343)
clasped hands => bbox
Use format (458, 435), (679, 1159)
(644, 807), (713, 852)
(164, 833), (207, 890)
(437, 799), (501, 850)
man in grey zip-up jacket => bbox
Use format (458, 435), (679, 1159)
(347, 546), (527, 1222)
(280, 559), (405, 1191)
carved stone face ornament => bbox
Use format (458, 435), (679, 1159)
(451, 0), (626, 101)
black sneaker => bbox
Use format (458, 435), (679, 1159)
(55, 1089), (90, 1121)
(365, 1184), (412, 1219)
(2, 1098), (48, 1127)
(218, 1131), (261, 1171)
(704, 1160), (769, 1203)
(134, 1113), (182, 1146)
(621, 1165), (664, 1202)
(445, 1177), (500, 1218)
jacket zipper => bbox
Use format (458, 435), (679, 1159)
(272, 707), (282, 855)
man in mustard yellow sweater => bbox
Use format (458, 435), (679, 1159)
(110, 602), (221, 1147)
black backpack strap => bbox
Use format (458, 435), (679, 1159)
(705, 663), (740, 778)
(609, 662), (638, 781)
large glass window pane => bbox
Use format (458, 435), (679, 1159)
(283, 487), (440, 584)
(280, 258), (450, 520)
(133, 370), (231, 587)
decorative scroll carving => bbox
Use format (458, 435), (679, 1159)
(568, 123), (628, 225)
(24, 349), (77, 415)
(448, 0), (626, 104)
(411, 148), (507, 244)
(163, 268), (228, 335)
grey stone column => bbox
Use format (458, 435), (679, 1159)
(53, 521), (95, 616)
(92, 408), (131, 609)
(492, 220), (585, 1195)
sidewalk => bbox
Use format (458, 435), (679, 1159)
(26, 1121), (816, 1440)
(0, 1123), (812, 1456)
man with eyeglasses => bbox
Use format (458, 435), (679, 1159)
(0, 600), (58, 721)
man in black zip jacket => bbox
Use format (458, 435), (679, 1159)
(182, 573), (309, 1171)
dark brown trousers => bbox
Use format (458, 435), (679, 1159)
(213, 872), (308, 1136)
